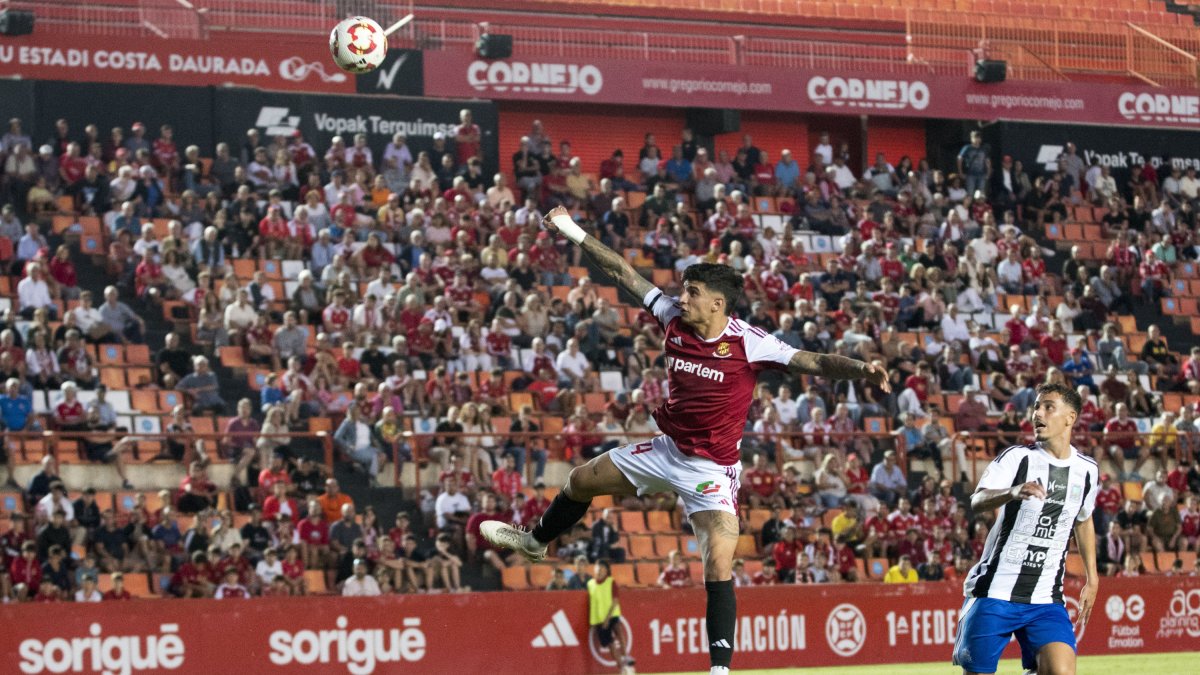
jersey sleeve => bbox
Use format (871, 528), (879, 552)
(1076, 464), (1100, 522)
(976, 446), (1026, 492)
(642, 287), (682, 328)
(744, 324), (800, 370)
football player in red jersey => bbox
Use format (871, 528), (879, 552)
(483, 206), (889, 675)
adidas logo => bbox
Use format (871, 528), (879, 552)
(531, 609), (580, 648)
(711, 639), (731, 649)
(670, 336), (683, 346)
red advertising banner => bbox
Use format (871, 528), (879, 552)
(0, 34), (355, 93)
(0, 576), (1196, 674)
(424, 50), (1200, 129)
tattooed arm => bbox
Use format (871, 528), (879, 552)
(543, 205), (654, 303)
(788, 351), (892, 392)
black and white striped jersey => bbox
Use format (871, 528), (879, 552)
(963, 443), (1099, 605)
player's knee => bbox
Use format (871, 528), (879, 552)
(564, 465), (593, 500)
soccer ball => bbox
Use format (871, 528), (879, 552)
(329, 16), (387, 74)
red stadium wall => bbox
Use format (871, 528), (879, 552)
(868, 116), (928, 168)
(497, 102), (923, 181)
(2, 577), (1195, 674)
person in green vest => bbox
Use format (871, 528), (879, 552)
(588, 560), (635, 675)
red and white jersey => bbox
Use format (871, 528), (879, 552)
(643, 287), (798, 466)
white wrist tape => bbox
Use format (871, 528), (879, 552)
(551, 214), (587, 245)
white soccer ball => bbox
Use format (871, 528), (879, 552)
(329, 16), (388, 74)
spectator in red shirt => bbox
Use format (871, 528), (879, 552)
(772, 525), (802, 583)
(152, 124), (180, 182)
(1004, 306), (1031, 347)
(521, 480), (552, 525)
(1094, 473), (1123, 534)
(903, 361), (935, 404)
(454, 109), (481, 166)
(1104, 402), (1147, 480)
(177, 461), (217, 514)
(741, 452), (785, 510)
(1039, 320), (1069, 367)
(751, 150), (777, 196)
(657, 550), (692, 588)
(9, 541), (41, 591)
(491, 453), (523, 504)
(171, 550), (216, 598)
(102, 572), (133, 600)
(298, 500), (332, 575)
(752, 558), (779, 585)
(1139, 250), (1170, 305)
(832, 533), (858, 582)
(262, 479), (300, 523)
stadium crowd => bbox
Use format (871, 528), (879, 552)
(0, 111), (1199, 601)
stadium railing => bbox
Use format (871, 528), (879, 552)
(906, 8), (1200, 88)
(5, 428), (1186, 496)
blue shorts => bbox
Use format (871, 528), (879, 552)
(952, 597), (1076, 673)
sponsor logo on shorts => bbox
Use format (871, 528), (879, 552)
(695, 481), (720, 495)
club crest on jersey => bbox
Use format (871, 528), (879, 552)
(1069, 483), (1082, 501)
(695, 481), (721, 495)
(712, 341), (732, 358)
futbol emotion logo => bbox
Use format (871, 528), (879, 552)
(346, 20), (381, 56)
(1104, 594), (1145, 623)
(825, 603), (866, 657)
(694, 481), (721, 495)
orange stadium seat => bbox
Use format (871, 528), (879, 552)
(635, 562), (661, 586)
(628, 534), (656, 559)
(528, 564), (555, 588)
(620, 511), (648, 533)
(502, 566), (530, 590)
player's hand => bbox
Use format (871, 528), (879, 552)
(864, 362), (891, 393)
(1076, 580), (1098, 637)
(1009, 480), (1047, 502)
(542, 205), (570, 232)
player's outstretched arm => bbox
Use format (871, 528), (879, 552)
(788, 351), (891, 392)
(543, 205), (653, 302)
(971, 479), (1046, 513)
(1073, 516), (1099, 635)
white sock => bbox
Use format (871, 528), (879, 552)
(710, 667), (730, 675)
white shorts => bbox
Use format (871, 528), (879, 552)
(608, 435), (741, 518)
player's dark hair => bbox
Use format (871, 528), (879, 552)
(1035, 382), (1082, 415)
(682, 263), (743, 316)
(596, 559), (612, 573)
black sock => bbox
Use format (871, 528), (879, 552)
(705, 579), (736, 668)
(531, 492), (591, 544)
